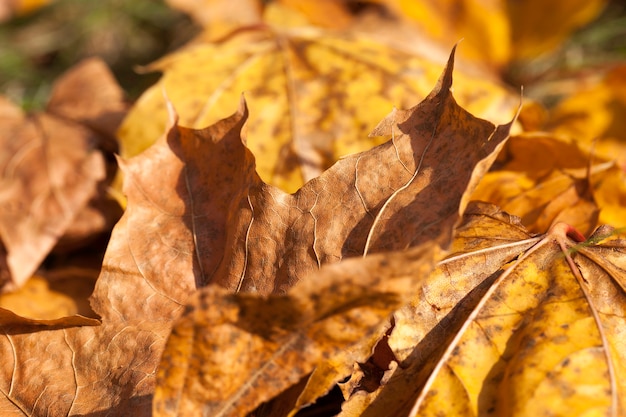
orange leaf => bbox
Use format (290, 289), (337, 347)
(471, 133), (603, 235)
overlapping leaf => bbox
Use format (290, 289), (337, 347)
(471, 133), (608, 236)
(0, 47), (514, 416)
(0, 2), (624, 417)
(150, 48), (517, 416)
(339, 202), (626, 417)
(153, 245), (436, 417)
(118, 11), (517, 193)
(545, 64), (626, 228)
(0, 58), (125, 292)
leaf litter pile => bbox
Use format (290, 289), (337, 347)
(1, 1), (626, 416)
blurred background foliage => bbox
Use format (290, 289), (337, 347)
(0, 0), (200, 110)
(506, 0), (626, 105)
(0, 0), (625, 110)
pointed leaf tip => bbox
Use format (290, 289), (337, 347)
(434, 44), (457, 96)
(163, 87), (179, 129)
(369, 45), (459, 137)
(238, 93), (248, 117)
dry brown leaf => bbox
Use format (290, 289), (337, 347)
(154, 245), (436, 417)
(47, 58), (127, 251)
(340, 202), (626, 416)
(46, 58), (127, 153)
(0, 105), (103, 291)
(125, 45), (515, 296)
(0, 58), (126, 293)
(151, 47), (516, 417)
(0, 46), (514, 416)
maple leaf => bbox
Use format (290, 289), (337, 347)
(0, 45), (514, 417)
(340, 202), (626, 416)
(117, 12), (518, 193)
(151, 46), (516, 417)
(0, 58), (125, 292)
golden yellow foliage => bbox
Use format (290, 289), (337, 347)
(117, 16), (517, 194)
(1, 1), (625, 416)
(548, 65), (626, 167)
(0, 271), (97, 321)
(341, 203), (626, 416)
(377, 0), (607, 66)
(471, 133), (606, 235)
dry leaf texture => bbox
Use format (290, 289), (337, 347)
(471, 133), (605, 236)
(0, 95), (100, 291)
(152, 47), (516, 417)
(340, 202), (626, 417)
(118, 22), (517, 193)
(0, 45), (515, 417)
(146, 45), (515, 295)
(0, 58), (126, 292)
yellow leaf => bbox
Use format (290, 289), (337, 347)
(548, 64), (626, 169)
(594, 166), (626, 228)
(343, 203), (626, 416)
(471, 133), (603, 235)
(380, 0), (607, 66)
(164, 0), (262, 39)
(543, 65), (626, 229)
(380, 0), (511, 67)
(117, 22), (517, 194)
(339, 202), (540, 415)
(0, 271), (98, 321)
(507, 0), (607, 61)
(276, 0), (354, 29)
